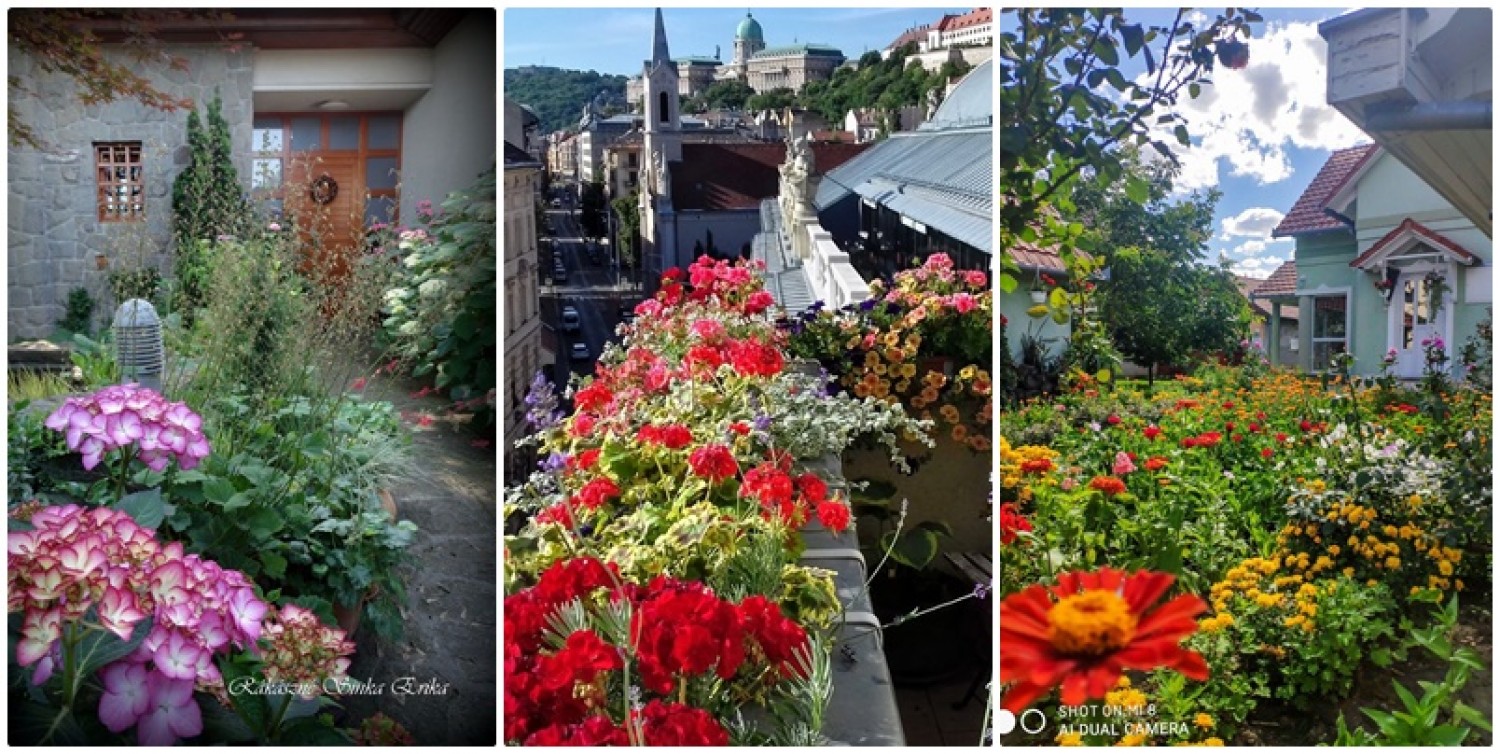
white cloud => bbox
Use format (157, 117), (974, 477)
(1149, 20), (1368, 193)
(1231, 252), (1290, 278)
(1220, 207), (1285, 239)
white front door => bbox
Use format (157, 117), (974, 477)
(1392, 270), (1446, 379)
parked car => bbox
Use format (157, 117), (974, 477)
(552, 267), (567, 284)
(561, 306), (581, 333)
(570, 342), (591, 361)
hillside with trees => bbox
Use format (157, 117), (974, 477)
(504, 66), (629, 134)
(795, 45), (970, 124)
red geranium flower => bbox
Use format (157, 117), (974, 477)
(999, 568), (1209, 713)
(1144, 456), (1168, 472)
(816, 500), (850, 532)
(1143, 425), (1162, 441)
(688, 444), (739, 482)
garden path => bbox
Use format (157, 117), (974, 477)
(336, 374), (497, 745)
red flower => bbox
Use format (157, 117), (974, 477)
(1275, 432), (1289, 443)
(638, 701), (731, 746)
(567, 449), (601, 472)
(738, 594), (810, 678)
(686, 345), (725, 373)
(524, 716), (629, 746)
(1088, 475), (1127, 497)
(574, 382), (613, 414)
(1143, 425), (1162, 441)
(744, 290), (776, 315)
(1299, 419), (1313, 432)
(574, 478), (620, 510)
(1000, 503), (1033, 545)
(999, 568), (1209, 713)
(796, 473), (828, 505)
(1144, 456), (1168, 472)
(535, 503), (576, 528)
(728, 421), (751, 436)
(816, 501), (851, 532)
(1106, 414), (1121, 426)
(1224, 421), (1236, 432)
(570, 414), (597, 438)
(637, 424), (694, 449)
(1260, 447), (1274, 459)
(741, 463), (796, 519)
(1020, 458), (1054, 474)
(538, 629), (621, 691)
(726, 337), (784, 378)
(688, 444), (739, 482)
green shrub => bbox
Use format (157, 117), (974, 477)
(382, 167), (496, 432)
(170, 92), (247, 316)
(58, 286), (94, 334)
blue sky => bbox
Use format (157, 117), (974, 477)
(1003, 8), (1368, 279)
(504, 7), (971, 77)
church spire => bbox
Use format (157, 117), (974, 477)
(652, 8), (670, 66)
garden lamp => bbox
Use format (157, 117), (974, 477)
(113, 299), (165, 391)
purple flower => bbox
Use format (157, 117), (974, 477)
(43, 385), (211, 475)
(541, 452), (568, 472)
(752, 414), (772, 432)
(98, 662), (152, 734)
(136, 675), (202, 745)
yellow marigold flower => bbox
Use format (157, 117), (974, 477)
(1194, 713), (1214, 729)
(1385, 557), (1401, 570)
(1116, 675), (1132, 689)
(1383, 525), (1399, 538)
(1367, 579), (1379, 587)
(1456, 580), (1465, 591)
(1057, 731), (1084, 746)
(1328, 545), (1341, 557)
(1343, 567), (1356, 578)
(1203, 737), (1225, 746)
(1116, 733), (1148, 747)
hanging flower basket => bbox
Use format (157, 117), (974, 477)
(1030, 289), (1047, 304)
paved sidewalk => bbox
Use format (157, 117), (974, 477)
(337, 376), (497, 745)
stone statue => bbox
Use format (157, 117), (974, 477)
(652, 151), (669, 194)
(925, 87), (942, 122)
(789, 133), (814, 176)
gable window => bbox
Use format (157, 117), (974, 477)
(95, 142), (144, 222)
(658, 92), (669, 123)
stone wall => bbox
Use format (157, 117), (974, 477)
(8, 43), (254, 339)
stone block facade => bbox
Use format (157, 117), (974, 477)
(8, 43), (254, 339)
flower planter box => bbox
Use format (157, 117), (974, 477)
(798, 452), (905, 747)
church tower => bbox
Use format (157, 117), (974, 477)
(642, 8), (682, 166)
(732, 12), (765, 80)
(639, 7), (680, 292)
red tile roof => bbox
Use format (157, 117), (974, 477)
(1004, 238), (1066, 273)
(669, 142), (869, 211)
(1250, 260), (1297, 298)
(1271, 144), (1376, 237)
(1348, 218), (1479, 269)
(947, 8), (991, 30)
(886, 25), (930, 51)
(1237, 274), (1299, 319)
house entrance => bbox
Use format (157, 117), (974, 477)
(251, 113), (403, 283)
(1391, 269), (1447, 380)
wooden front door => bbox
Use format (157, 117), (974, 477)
(286, 153), (362, 283)
(251, 113), (403, 285)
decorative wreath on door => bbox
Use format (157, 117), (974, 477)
(310, 174), (339, 205)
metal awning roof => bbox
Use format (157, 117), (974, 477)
(814, 127), (991, 253)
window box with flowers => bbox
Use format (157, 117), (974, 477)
(502, 257), (929, 745)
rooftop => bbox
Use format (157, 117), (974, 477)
(751, 43), (843, 59)
(1271, 144), (1377, 237)
(1250, 260), (1298, 298)
(671, 142), (866, 212)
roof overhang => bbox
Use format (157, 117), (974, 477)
(1349, 218), (1480, 270)
(82, 9), (466, 49)
(1322, 146), (1382, 218)
(1320, 8), (1493, 237)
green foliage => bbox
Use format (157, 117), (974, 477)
(382, 167), (497, 432)
(502, 66), (629, 134)
(999, 7), (1261, 293)
(170, 93), (248, 316)
(8, 400), (70, 501)
(746, 87), (797, 113)
(58, 287), (94, 334)
(578, 175), (608, 241)
(685, 79), (755, 112)
(794, 46), (963, 124)
(611, 190), (641, 267)
(162, 391), (418, 642)
(70, 332), (119, 389)
(108, 266), (163, 307)
(1335, 595), (1492, 746)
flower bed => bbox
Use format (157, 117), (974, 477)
(503, 257), (929, 745)
(999, 365), (1493, 745)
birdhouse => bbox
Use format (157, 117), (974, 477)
(113, 299), (165, 391)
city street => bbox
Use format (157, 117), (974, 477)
(541, 188), (638, 385)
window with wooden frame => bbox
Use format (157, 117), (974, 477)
(250, 113), (402, 226)
(95, 142), (144, 222)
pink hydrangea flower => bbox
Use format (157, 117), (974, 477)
(43, 385), (211, 474)
(136, 676), (202, 746)
(98, 662), (152, 733)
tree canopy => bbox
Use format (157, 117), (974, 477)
(794, 47), (967, 124)
(685, 79), (754, 113)
(998, 8), (1262, 295)
(503, 66), (629, 135)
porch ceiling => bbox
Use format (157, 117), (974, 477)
(1362, 129), (1492, 238)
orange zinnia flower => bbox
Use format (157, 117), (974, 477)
(1088, 475), (1127, 497)
(1000, 568), (1208, 713)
